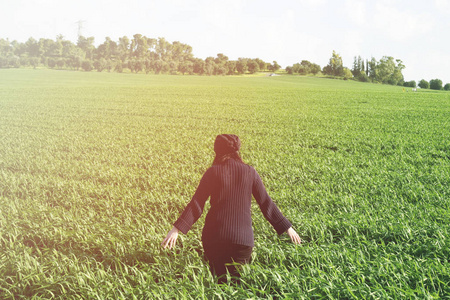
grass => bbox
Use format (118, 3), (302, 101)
(0, 69), (449, 299)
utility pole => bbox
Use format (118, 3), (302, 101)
(75, 20), (85, 39)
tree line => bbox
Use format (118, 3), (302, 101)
(1, 34), (448, 89)
(0, 34), (281, 75)
(285, 51), (449, 90)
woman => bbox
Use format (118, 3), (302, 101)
(162, 134), (301, 283)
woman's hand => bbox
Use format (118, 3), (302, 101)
(286, 227), (302, 245)
(161, 226), (180, 249)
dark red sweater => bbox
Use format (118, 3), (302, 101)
(173, 159), (292, 247)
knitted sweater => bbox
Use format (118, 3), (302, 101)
(173, 159), (292, 247)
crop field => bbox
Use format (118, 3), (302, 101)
(0, 69), (449, 299)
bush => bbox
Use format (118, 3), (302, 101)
(444, 83), (450, 91)
(114, 60), (123, 73)
(343, 67), (353, 80)
(403, 80), (416, 88)
(429, 79), (443, 90)
(418, 79), (429, 89)
(47, 58), (56, 69)
(94, 58), (107, 72)
(81, 60), (93, 72)
(56, 59), (65, 69)
(30, 57), (40, 69)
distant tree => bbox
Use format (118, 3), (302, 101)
(114, 60), (123, 73)
(77, 36), (95, 60)
(192, 58), (205, 75)
(247, 59), (260, 74)
(69, 55), (83, 70)
(226, 60), (236, 75)
(214, 53), (228, 65)
(216, 65), (227, 76)
(105, 59), (113, 72)
(94, 58), (107, 72)
(403, 80), (416, 88)
(352, 55), (365, 77)
(236, 58), (248, 74)
(269, 61), (280, 72)
(81, 60), (93, 71)
(204, 57), (215, 75)
(366, 57), (378, 82)
(429, 79), (443, 90)
(285, 66), (293, 75)
(153, 59), (164, 74)
(322, 64), (332, 75)
(444, 83), (450, 91)
(254, 58), (267, 71)
(377, 56), (397, 84)
(56, 59), (65, 69)
(343, 67), (353, 80)
(178, 60), (194, 75)
(297, 64), (308, 75)
(96, 37), (117, 60)
(30, 57), (40, 69)
(47, 57), (56, 68)
(169, 60), (178, 74)
(310, 63), (321, 75)
(290, 63), (300, 74)
(418, 79), (429, 89)
(324, 50), (344, 76)
(117, 36), (130, 61)
(129, 58), (144, 73)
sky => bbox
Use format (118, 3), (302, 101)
(2, 0), (450, 84)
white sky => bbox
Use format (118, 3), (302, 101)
(2, 0), (450, 83)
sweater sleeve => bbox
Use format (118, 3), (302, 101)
(252, 169), (292, 235)
(173, 168), (213, 234)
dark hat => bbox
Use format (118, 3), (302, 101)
(214, 134), (241, 155)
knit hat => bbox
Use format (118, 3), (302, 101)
(214, 134), (241, 155)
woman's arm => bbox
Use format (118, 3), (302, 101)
(252, 170), (293, 234)
(161, 169), (213, 249)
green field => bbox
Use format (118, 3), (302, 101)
(1, 69), (449, 299)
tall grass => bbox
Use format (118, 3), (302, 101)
(0, 69), (449, 299)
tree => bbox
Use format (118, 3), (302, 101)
(367, 57), (377, 81)
(204, 57), (215, 75)
(94, 58), (107, 72)
(247, 59), (260, 74)
(81, 60), (93, 71)
(254, 58), (267, 71)
(285, 66), (293, 74)
(269, 61), (280, 72)
(352, 56), (364, 77)
(444, 83), (450, 91)
(403, 80), (416, 88)
(418, 79), (429, 89)
(117, 36), (130, 61)
(192, 58), (205, 75)
(310, 63), (321, 75)
(429, 79), (443, 90)
(324, 50), (344, 76)
(30, 57), (39, 68)
(236, 58), (248, 74)
(77, 36), (95, 60)
(96, 37), (117, 60)
(56, 59), (65, 69)
(47, 57), (56, 68)
(114, 60), (124, 73)
(343, 67), (353, 80)
(68, 54), (83, 70)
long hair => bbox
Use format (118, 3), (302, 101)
(212, 151), (244, 166)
